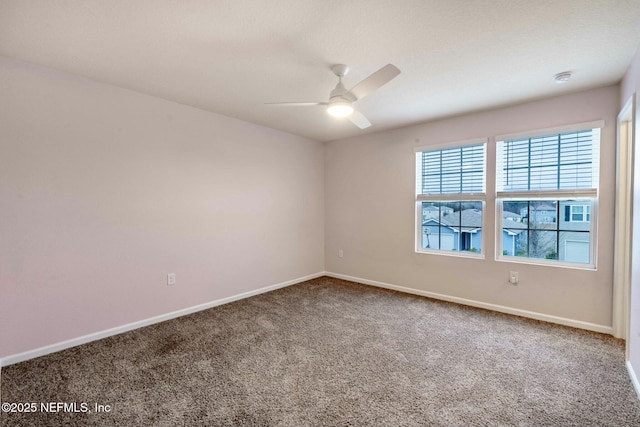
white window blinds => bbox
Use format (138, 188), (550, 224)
(417, 143), (486, 197)
(496, 127), (600, 198)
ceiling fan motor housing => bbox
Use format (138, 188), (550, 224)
(329, 81), (356, 104)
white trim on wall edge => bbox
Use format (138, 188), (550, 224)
(326, 272), (614, 335)
(0, 272), (325, 368)
(627, 361), (640, 400)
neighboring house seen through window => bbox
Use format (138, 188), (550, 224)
(496, 123), (600, 267)
(415, 140), (486, 256)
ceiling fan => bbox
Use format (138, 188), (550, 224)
(266, 63), (401, 129)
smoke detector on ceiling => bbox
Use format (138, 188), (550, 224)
(553, 71), (573, 84)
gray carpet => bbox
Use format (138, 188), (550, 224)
(2, 276), (640, 426)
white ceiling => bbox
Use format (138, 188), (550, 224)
(2, 1), (640, 142)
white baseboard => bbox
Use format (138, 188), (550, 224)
(627, 361), (640, 400)
(0, 272), (325, 368)
(326, 272), (614, 335)
(1, 270), (615, 368)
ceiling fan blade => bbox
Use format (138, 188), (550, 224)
(264, 102), (326, 107)
(347, 64), (401, 101)
(348, 110), (371, 129)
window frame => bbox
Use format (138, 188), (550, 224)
(495, 121), (601, 269)
(414, 138), (487, 258)
(496, 198), (598, 269)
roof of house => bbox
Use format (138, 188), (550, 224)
(526, 204), (556, 211)
(440, 209), (482, 228)
(503, 211), (521, 220)
(422, 205), (453, 211)
(423, 209), (525, 234)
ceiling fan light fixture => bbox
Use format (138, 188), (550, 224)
(327, 100), (354, 118)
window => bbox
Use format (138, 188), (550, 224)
(415, 140), (486, 256)
(568, 205), (590, 222)
(496, 122), (600, 267)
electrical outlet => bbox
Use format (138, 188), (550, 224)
(338, 249), (344, 258)
(509, 271), (519, 285)
(167, 273), (176, 286)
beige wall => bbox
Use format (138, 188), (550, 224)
(0, 57), (325, 359)
(325, 85), (619, 328)
(0, 52), (628, 363)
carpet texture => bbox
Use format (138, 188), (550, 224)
(2, 276), (640, 426)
